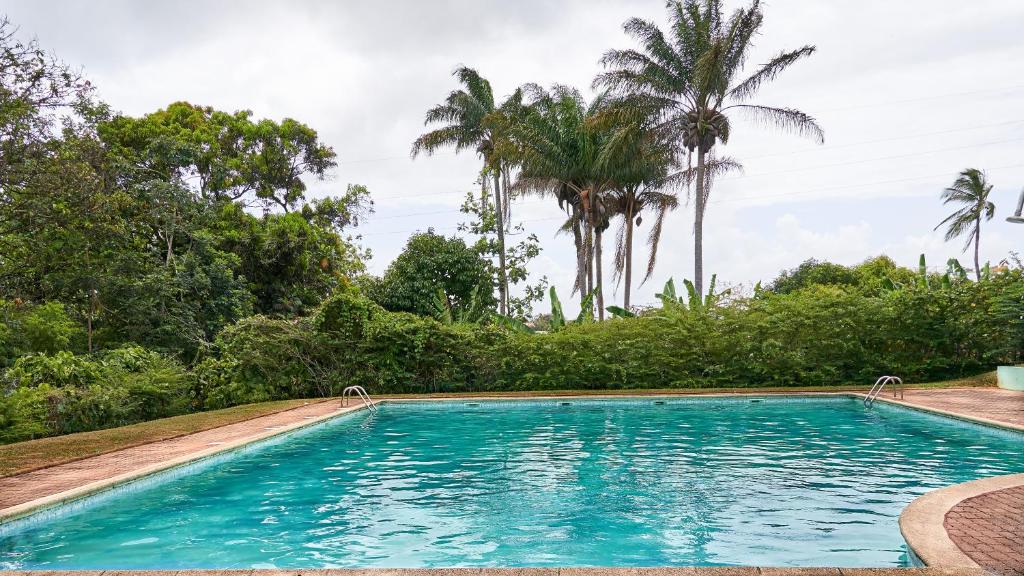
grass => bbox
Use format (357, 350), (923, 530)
(0, 371), (997, 478)
(0, 399), (325, 478)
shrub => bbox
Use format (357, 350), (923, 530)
(0, 346), (190, 443)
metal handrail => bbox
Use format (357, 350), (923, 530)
(342, 385), (377, 412)
(864, 375), (902, 407)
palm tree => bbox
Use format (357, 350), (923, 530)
(508, 85), (616, 319)
(411, 66), (521, 315)
(595, 0), (823, 295)
(935, 168), (996, 280)
(594, 116), (679, 309)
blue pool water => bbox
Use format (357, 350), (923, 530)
(1, 396), (1023, 569)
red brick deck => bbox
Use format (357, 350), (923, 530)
(945, 485), (1024, 576)
(894, 387), (1024, 428)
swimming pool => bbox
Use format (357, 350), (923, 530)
(1, 396), (1022, 569)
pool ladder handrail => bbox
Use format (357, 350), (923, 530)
(342, 385), (377, 412)
(864, 375), (902, 407)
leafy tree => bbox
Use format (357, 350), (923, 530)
(412, 67), (523, 315)
(99, 101), (337, 211)
(212, 203), (365, 317)
(596, 0), (823, 294)
(458, 190), (547, 319)
(935, 168), (996, 280)
(0, 17), (90, 206)
(369, 231), (496, 318)
(768, 259), (860, 294)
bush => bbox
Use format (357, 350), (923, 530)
(192, 270), (1024, 404)
(0, 346), (190, 443)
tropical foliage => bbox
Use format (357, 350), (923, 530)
(0, 9), (1021, 446)
(935, 168), (997, 280)
(595, 0), (823, 295)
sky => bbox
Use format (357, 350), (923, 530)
(4, 0), (1024, 314)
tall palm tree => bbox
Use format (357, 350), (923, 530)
(411, 66), (521, 315)
(594, 115), (678, 309)
(595, 0), (823, 294)
(508, 85), (616, 318)
(935, 168), (996, 280)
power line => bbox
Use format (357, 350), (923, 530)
(358, 162), (1024, 238)
(365, 135), (1024, 221)
(710, 161), (1024, 206)
(368, 121), (1024, 202)
(738, 118), (1024, 161)
(811, 84), (1024, 113)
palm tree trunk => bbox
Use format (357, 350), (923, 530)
(492, 170), (508, 315)
(585, 221), (594, 301)
(974, 222), (981, 281)
(595, 227), (604, 321)
(624, 200), (634, 310)
(573, 213), (585, 298)
(694, 145), (706, 295)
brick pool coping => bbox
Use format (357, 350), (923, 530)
(1, 389), (1022, 575)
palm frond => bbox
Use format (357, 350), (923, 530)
(728, 46), (816, 101)
(726, 104), (824, 144)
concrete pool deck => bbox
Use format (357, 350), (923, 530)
(1, 387), (1022, 575)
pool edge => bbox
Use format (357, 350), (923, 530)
(899, 472), (1024, 571)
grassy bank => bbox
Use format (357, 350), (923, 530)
(0, 371), (996, 478)
(0, 399), (324, 477)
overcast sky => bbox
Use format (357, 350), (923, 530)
(4, 0), (1024, 313)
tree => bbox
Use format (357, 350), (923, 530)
(0, 17), (90, 199)
(508, 85), (616, 318)
(595, 115), (679, 309)
(596, 0), (823, 294)
(935, 168), (996, 281)
(458, 191), (547, 319)
(99, 102), (337, 211)
(411, 67), (522, 316)
(369, 231), (496, 318)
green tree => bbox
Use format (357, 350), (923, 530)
(596, 0), (823, 294)
(99, 101), (337, 211)
(768, 259), (860, 294)
(369, 231), (496, 318)
(0, 17), (90, 208)
(595, 115), (679, 309)
(508, 85), (616, 318)
(935, 168), (996, 281)
(412, 67), (522, 316)
(459, 191), (547, 319)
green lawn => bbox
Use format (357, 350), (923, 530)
(0, 372), (995, 478)
(0, 399), (323, 478)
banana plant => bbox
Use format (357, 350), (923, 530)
(883, 254), (977, 292)
(548, 286), (596, 331)
(606, 305), (636, 318)
(655, 274), (729, 312)
(430, 285), (487, 325)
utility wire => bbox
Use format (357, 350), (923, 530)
(364, 136), (1024, 221)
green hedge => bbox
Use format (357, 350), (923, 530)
(193, 274), (1023, 402)
(4, 271), (1020, 443)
